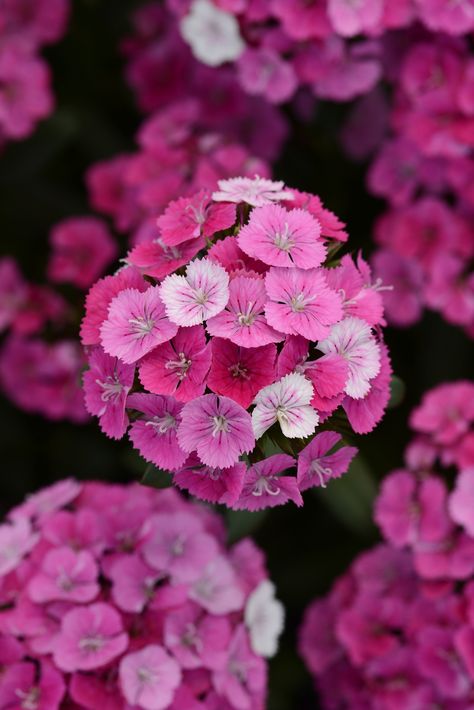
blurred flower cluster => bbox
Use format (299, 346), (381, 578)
(0, 479), (283, 709)
(300, 380), (474, 708)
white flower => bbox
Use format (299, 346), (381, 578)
(252, 372), (319, 439)
(180, 0), (245, 67)
(244, 580), (285, 658)
(212, 176), (294, 207)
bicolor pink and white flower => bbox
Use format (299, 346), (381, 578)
(252, 372), (319, 439)
(212, 176), (294, 207)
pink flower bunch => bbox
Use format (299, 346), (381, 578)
(300, 380), (474, 708)
(81, 176), (391, 510)
(0, 478), (283, 709)
(0, 0), (70, 143)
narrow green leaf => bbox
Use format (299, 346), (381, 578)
(226, 509), (268, 544)
(141, 464), (173, 490)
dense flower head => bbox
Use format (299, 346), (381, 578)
(82, 177), (391, 509)
(0, 479), (283, 708)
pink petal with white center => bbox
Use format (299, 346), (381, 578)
(100, 287), (178, 364)
(233, 454), (302, 511)
(174, 453), (246, 507)
(252, 372), (319, 439)
(159, 258), (229, 327)
(212, 176), (294, 207)
(207, 338), (277, 409)
(264, 267), (344, 341)
(139, 326), (211, 402)
(207, 275), (284, 347)
(318, 316), (381, 400)
(297, 431), (357, 491)
(127, 234), (204, 281)
(177, 394), (255, 469)
(157, 190), (236, 246)
(127, 393), (187, 471)
(238, 203), (326, 269)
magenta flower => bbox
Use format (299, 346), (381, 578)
(139, 325), (211, 402)
(174, 453), (246, 506)
(297, 431), (357, 491)
(212, 176), (294, 207)
(237, 47), (298, 104)
(107, 555), (159, 613)
(83, 346), (135, 440)
(233, 454), (303, 511)
(119, 645), (182, 710)
(252, 372), (319, 440)
(28, 546), (99, 604)
(127, 233), (205, 281)
(177, 393), (255, 469)
(52, 602), (129, 672)
(264, 267), (344, 341)
(327, 0), (384, 37)
(449, 469), (474, 537)
(238, 204), (326, 269)
(127, 393), (187, 471)
(0, 660), (65, 710)
(208, 338), (277, 409)
(157, 189), (236, 246)
(207, 275), (283, 347)
(208, 235), (267, 277)
(159, 259), (229, 327)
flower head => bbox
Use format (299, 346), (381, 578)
(157, 190), (236, 246)
(174, 453), (246, 506)
(245, 580), (285, 658)
(212, 176), (294, 207)
(233, 454), (303, 511)
(119, 645), (182, 710)
(252, 372), (319, 439)
(297, 431), (357, 491)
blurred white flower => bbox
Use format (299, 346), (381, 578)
(180, 0), (245, 67)
(244, 580), (285, 657)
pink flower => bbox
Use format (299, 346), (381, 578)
(287, 190), (348, 242)
(237, 47), (298, 104)
(272, 0), (332, 41)
(327, 0), (384, 37)
(28, 547), (99, 604)
(48, 217), (117, 289)
(173, 453), (246, 507)
(237, 204), (326, 269)
(410, 382), (474, 447)
(207, 338), (277, 409)
(127, 232), (205, 281)
(415, 0), (474, 35)
(119, 645), (182, 710)
(318, 317), (381, 399)
(177, 394), (255, 469)
(100, 286), (178, 364)
(0, 518), (38, 576)
(127, 393), (187, 471)
(107, 555), (159, 613)
(0, 660), (65, 710)
(83, 346), (135, 440)
(212, 176), (293, 207)
(449, 469), (474, 537)
(252, 372), (319, 439)
(10, 478), (81, 523)
(264, 267), (343, 340)
(157, 190), (236, 246)
(297, 431), (357, 491)
(159, 259), (229, 327)
(325, 254), (385, 327)
(207, 275), (283, 347)
(52, 602), (129, 672)
(189, 556), (245, 614)
(208, 235), (267, 277)
(371, 250), (424, 327)
(233, 454), (303, 511)
(139, 326), (211, 402)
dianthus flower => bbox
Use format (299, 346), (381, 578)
(0, 479), (283, 708)
(82, 177), (391, 509)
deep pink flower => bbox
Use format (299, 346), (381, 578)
(127, 231), (205, 281)
(127, 393), (187, 471)
(100, 286), (178, 364)
(286, 190), (348, 242)
(139, 325), (211, 402)
(449, 468), (474, 538)
(252, 372), (318, 439)
(237, 204), (325, 269)
(0, 660), (65, 710)
(164, 602), (232, 670)
(157, 190), (236, 246)
(416, 626), (470, 698)
(28, 546), (99, 604)
(0, 518), (38, 576)
(264, 266), (343, 341)
(212, 177), (293, 207)
(410, 382), (474, 447)
(237, 47), (297, 104)
(83, 346), (135, 440)
(119, 645), (182, 709)
(272, 0), (331, 40)
(297, 431), (357, 491)
(207, 338), (277, 409)
(325, 254), (385, 327)
(327, 0), (384, 37)
(207, 275), (283, 347)
(233, 454), (303, 511)
(174, 453), (246, 507)
(208, 235), (267, 276)
(177, 394), (255, 469)
(415, 0), (474, 34)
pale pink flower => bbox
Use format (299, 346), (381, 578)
(52, 602), (129, 672)
(159, 259), (229, 327)
(83, 346), (135, 440)
(318, 317), (381, 399)
(252, 372), (319, 439)
(28, 546), (99, 604)
(0, 518), (38, 576)
(100, 286), (178, 364)
(449, 468), (474, 537)
(264, 267), (344, 341)
(238, 204), (325, 269)
(138, 326), (211, 402)
(189, 556), (245, 614)
(212, 176), (294, 207)
(207, 338), (277, 409)
(212, 625), (267, 709)
(297, 431), (357, 491)
(177, 394), (255, 469)
(10, 479), (81, 524)
(233, 454), (303, 511)
(327, 0), (384, 37)
(206, 275), (283, 347)
(107, 555), (159, 613)
(157, 189), (236, 246)
(119, 645), (181, 710)
(127, 393), (187, 471)
(174, 453), (246, 507)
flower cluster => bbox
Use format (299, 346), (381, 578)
(0, 0), (69, 143)
(81, 176), (391, 510)
(300, 380), (474, 708)
(0, 479), (283, 709)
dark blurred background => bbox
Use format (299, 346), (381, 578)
(0, 1), (472, 707)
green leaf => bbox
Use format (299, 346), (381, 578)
(313, 456), (377, 536)
(388, 375), (406, 409)
(226, 509), (268, 544)
(141, 464), (173, 490)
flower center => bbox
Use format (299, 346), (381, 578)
(290, 292), (314, 312)
(96, 376), (123, 403)
(237, 302), (256, 327)
(137, 666), (156, 684)
(193, 288), (209, 305)
(229, 362), (249, 380)
(79, 634), (105, 652)
(181, 622), (203, 652)
(165, 351), (192, 380)
(16, 688), (41, 710)
(252, 476), (281, 497)
(273, 222), (294, 252)
(211, 414), (229, 436)
(129, 313), (155, 338)
(145, 413), (177, 433)
(310, 459), (333, 488)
